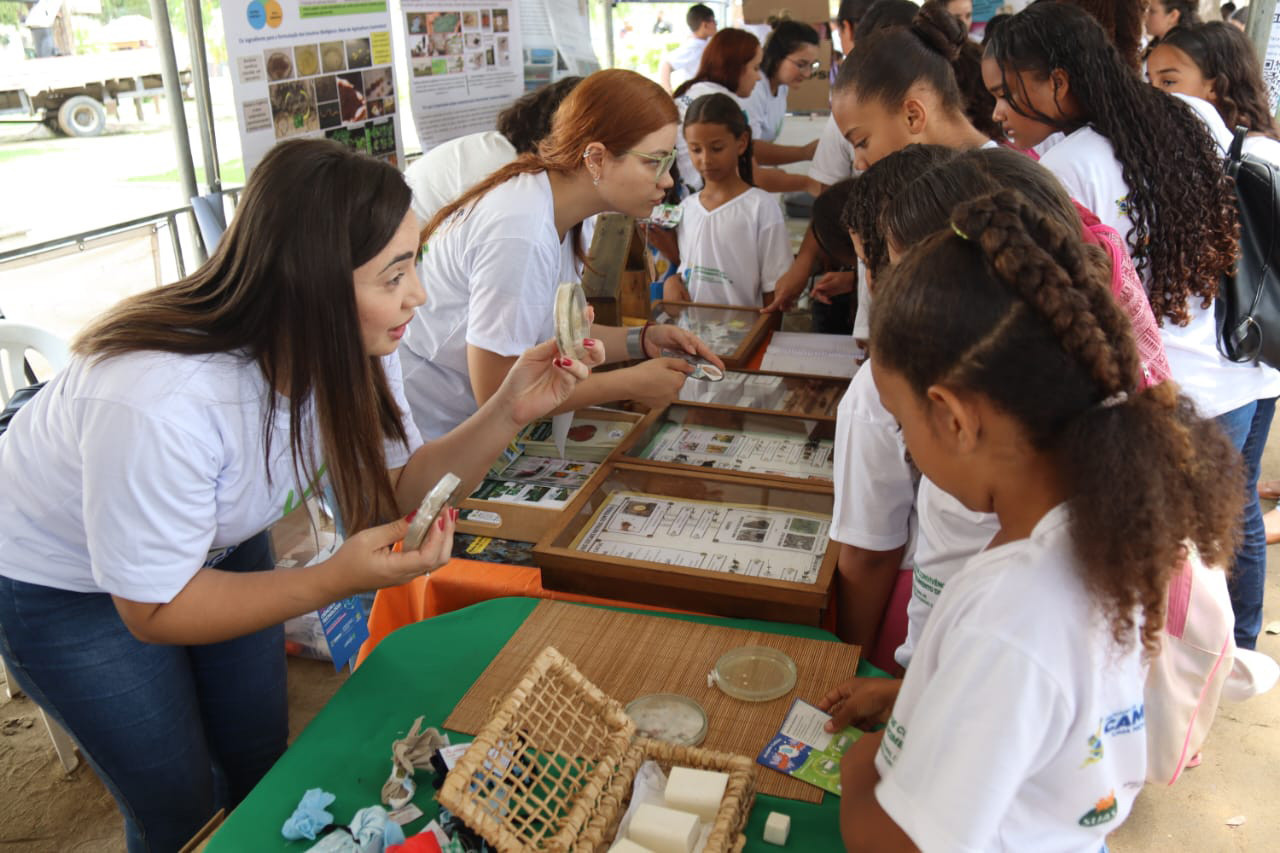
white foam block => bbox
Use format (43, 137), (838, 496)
(763, 811), (791, 846)
(664, 766), (729, 821)
(629, 803), (700, 853)
(609, 840), (655, 853)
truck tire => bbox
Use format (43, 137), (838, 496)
(56, 96), (107, 137)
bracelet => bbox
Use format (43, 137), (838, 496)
(639, 321), (654, 360)
(626, 325), (646, 360)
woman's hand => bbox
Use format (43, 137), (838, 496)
(625, 356), (695, 409)
(663, 273), (691, 303)
(817, 677), (902, 731)
(493, 337), (605, 427)
(641, 323), (726, 371)
(328, 511), (456, 594)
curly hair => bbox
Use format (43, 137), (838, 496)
(1054, 0), (1145, 71)
(987, 3), (1238, 326)
(839, 143), (957, 280)
(834, 1), (1003, 141)
(871, 190), (1244, 654)
(1160, 23), (1280, 140)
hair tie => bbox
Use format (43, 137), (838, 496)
(1099, 391), (1128, 409)
(950, 222), (970, 241)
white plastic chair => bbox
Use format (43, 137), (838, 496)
(0, 320), (79, 772)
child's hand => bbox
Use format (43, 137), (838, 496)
(812, 270), (856, 304)
(663, 273), (691, 303)
(764, 263), (808, 313)
(817, 677), (902, 731)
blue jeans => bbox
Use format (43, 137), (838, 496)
(1216, 397), (1276, 649)
(0, 532), (287, 852)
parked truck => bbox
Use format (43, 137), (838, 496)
(0, 46), (191, 137)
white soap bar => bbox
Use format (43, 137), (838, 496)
(629, 803), (700, 853)
(763, 811), (791, 846)
(664, 766), (729, 821)
(609, 840), (655, 853)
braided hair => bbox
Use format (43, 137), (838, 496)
(871, 190), (1243, 654)
(987, 3), (1237, 326)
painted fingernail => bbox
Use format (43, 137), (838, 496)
(451, 507), (459, 521)
(583, 339), (595, 348)
(437, 515), (446, 531)
(560, 358), (573, 367)
(405, 510), (418, 523)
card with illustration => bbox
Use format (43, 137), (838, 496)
(756, 699), (863, 795)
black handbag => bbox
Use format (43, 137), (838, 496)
(1216, 126), (1280, 369)
(0, 382), (45, 439)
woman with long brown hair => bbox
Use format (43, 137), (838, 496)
(0, 138), (598, 851)
(402, 69), (720, 439)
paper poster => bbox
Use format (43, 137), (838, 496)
(570, 491), (830, 584)
(401, 1), (525, 150)
(221, 0), (405, 173)
(757, 699), (863, 795)
(520, 0), (599, 91)
(1263, 9), (1280, 115)
(639, 424), (835, 481)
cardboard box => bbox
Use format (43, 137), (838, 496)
(742, 0), (833, 26)
(786, 39), (832, 113)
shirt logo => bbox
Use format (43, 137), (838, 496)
(1079, 790), (1118, 827)
(1082, 722), (1104, 768)
(1103, 704), (1145, 737)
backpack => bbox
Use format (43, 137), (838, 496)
(1216, 127), (1280, 368)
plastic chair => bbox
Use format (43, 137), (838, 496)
(0, 321), (79, 772)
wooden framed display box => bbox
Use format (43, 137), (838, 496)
(616, 402), (836, 489)
(650, 301), (776, 369)
(534, 462), (837, 625)
(457, 408), (644, 543)
(675, 368), (847, 422)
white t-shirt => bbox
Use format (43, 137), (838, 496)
(402, 171), (583, 439)
(894, 477), (999, 669)
(876, 505), (1148, 852)
(665, 35), (709, 80)
(830, 362), (917, 552)
(809, 114), (855, 188)
(1243, 134), (1280, 166)
(404, 130), (517, 223)
(0, 350), (422, 602)
(1040, 94), (1280, 417)
(676, 187), (791, 306)
(675, 81), (746, 193)
(744, 78), (789, 144)
(851, 265), (871, 341)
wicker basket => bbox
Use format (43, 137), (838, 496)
(438, 646), (757, 852)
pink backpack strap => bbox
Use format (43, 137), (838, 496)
(1166, 559), (1193, 639)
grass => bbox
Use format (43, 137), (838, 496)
(0, 146), (44, 164)
(127, 158), (245, 185)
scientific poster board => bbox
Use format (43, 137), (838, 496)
(401, 0), (526, 150)
(1264, 8), (1280, 115)
(520, 0), (599, 92)
(222, 0), (404, 173)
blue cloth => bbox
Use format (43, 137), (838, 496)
(283, 788), (337, 841)
(1215, 396), (1276, 649)
(0, 531), (286, 853)
(350, 805), (406, 851)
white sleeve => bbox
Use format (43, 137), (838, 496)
(829, 379), (915, 550)
(464, 235), (560, 357)
(808, 115), (854, 187)
(381, 351), (424, 468)
(77, 399), (220, 602)
(852, 266), (871, 339)
(756, 199), (792, 294)
(875, 630), (1069, 852)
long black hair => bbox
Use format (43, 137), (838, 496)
(1160, 22), (1280, 140)
(684, 92), (754, 184)
(834, 1), (1002, 141)
(986, 2), (1237, 326)
(761, 19), (820, 82)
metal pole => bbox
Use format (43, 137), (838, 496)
(148, 0), (203, 261)
(183, 0), (220, 194)
(1245, 0), (1278, 64)
(603, 0), (615, 69)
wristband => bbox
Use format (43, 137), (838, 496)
(626, 325), (646, 360)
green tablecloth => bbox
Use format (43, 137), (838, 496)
(208, 597), (878, 852)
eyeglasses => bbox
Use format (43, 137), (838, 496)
(788, 57), (822, 76)
(626, 148), (677, 181)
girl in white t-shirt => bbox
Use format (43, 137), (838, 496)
(984, 3), (1276, 650)
(662, 93), (791, 308)
(0, 140), (599, 851)
(833, 189), (1244, 852)
(403, 70), (722, 439)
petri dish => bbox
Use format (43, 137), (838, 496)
(554, 281), (589, 360)
(712, 646), (797, 702)
(625, 693), (708, 746)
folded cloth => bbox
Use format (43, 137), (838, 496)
(283, 788), (337, 841)
(351, 805), (407, 853)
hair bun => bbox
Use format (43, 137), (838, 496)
(912, 1), (966, 62)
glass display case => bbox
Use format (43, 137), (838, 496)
(650, 301), (775, 368)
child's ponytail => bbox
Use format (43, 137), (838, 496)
(873, 190), (1244, 654)
(684, 93), (754, 185)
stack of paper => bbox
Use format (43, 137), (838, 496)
(760, 332), (863, 378)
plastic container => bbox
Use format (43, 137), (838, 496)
(711, 646), (797, 702)
(625, 693), (709, 746)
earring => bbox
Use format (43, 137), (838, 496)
(592, 172), (600, 187)
(583, 150), (599, 186)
